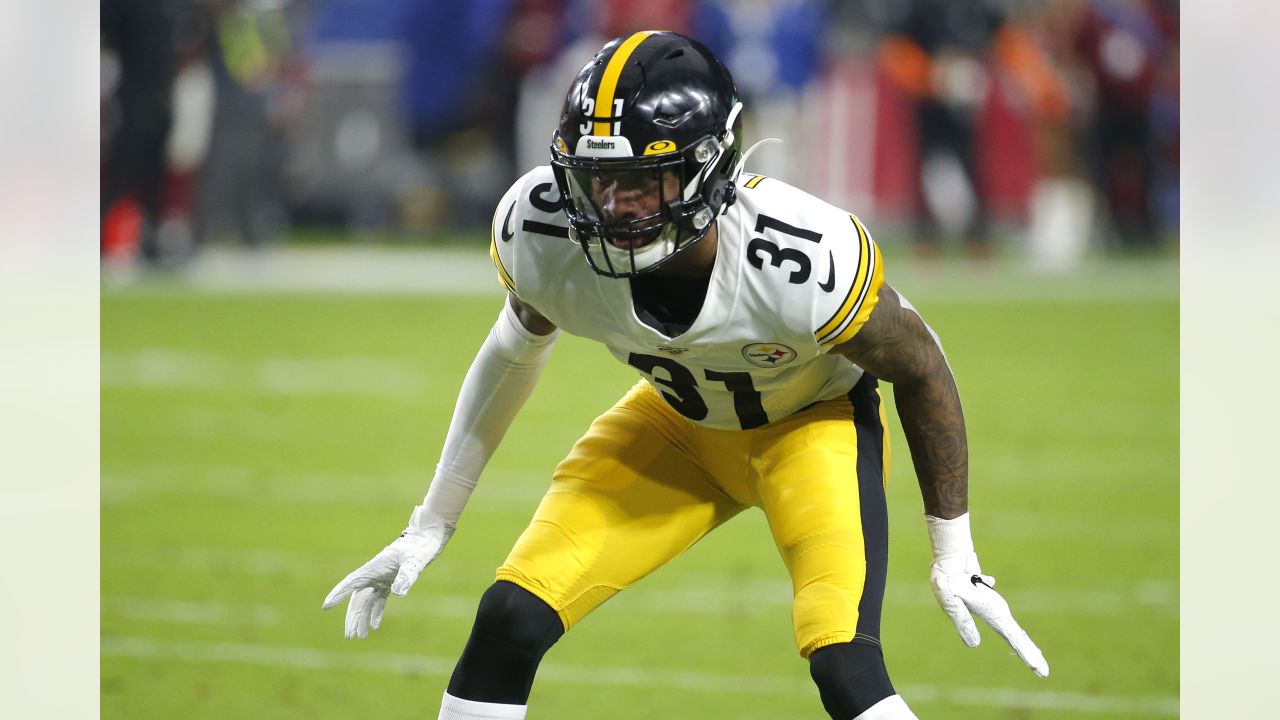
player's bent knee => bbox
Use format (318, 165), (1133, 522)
(470, 580), (565, 658)
(448, 582), (566, 705)
(808, 641), (896, 720)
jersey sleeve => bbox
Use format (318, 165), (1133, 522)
(489, 179), (523, 297)
(814, 213), (885, 349)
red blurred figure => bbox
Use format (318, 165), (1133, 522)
(1069, 0), (1178, 249)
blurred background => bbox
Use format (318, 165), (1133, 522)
(100, 0), (1179, 271)
(100, 2), (1179, 719)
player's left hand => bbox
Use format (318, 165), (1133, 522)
(927, 514), (1049, 677)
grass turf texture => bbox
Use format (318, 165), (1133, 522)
(102, 265), (1177, 719)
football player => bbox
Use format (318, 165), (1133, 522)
(323, 31), (1047, 720)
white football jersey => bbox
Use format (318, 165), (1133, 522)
(490, 166), (885, 430)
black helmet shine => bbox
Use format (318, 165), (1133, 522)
(551, 31), (744, 277)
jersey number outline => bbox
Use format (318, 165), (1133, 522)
(578, 98), (595, 134)
(522, 183), (569, 238)
(747, 238), (810, 284)
(627, 353), (769, 430)
(746, 214), (823, 286)
(579, 98), (624, 135)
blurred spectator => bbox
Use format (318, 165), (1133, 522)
(692, 0), (829, 185)
(298, 0), (556, 232)
(515, 0), (692, 177)
(1068, 0), (1178, 250)
(997, 1), (1093, 271)
(516, 0), (828, 185)
(99, 0), (1177, 256)
(878, 0), (1005, 258)
(287, 0), (417, 230)
(1149, 35), (1178, 243)
(507, 0), (573, 175)
(399, 0), (517, 229)
(101, 0), (178, 263)
(194, 0), (297, 250)
(499, 0), (570, 162)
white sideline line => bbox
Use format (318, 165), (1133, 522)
(100, 349), (426, 399)
(105, 599), (282, 627)
(105, 589), (1169, 632)
(616, 582), (1178, 619)
(101, 457), (1175, 528)
(104, 596), (479, 624)
(100, 636), (1178, 715)
(106, 545), (1176, 619)
(101, 462), (1174, 544)
(101, 473), (427, 507)
(103, 246), (1179, 302)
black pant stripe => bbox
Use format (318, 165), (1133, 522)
(847, 373), (889, 643)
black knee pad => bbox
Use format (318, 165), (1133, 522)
(448, 581), (565, 704)
(469, 580), (564, 656)
(809, 641), (896, 720)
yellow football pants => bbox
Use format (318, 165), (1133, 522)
(496, 374), (891, 657)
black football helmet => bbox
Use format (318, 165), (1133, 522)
(550, 31), (744, 277)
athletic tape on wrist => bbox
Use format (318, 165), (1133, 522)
(925, 512), (974, 558)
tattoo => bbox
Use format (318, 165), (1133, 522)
(834, 285), (968, 518)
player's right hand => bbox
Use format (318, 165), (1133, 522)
(321, 505), (455, 639)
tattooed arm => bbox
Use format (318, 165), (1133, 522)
(836, 285), (1049, 676)
(832, 283), (967, 519)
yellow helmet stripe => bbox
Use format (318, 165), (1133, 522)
(593, 31), (656, 136)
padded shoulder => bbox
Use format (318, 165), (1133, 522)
(488, 166), (572, 299)
(734, 177), (885, 350)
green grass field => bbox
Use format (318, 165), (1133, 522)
(101, 252), (1178, 719)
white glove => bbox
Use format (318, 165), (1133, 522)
(322, 505), (455, 639)
(927, 513), (1049, 677)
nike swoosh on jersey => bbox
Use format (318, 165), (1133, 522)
(818, 251), (836, 293)
(500, 203), (515, 242)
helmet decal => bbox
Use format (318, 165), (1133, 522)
(592, 31), (656, 137)
(643, 140), (678, 156)
(575, 135), (634, 158)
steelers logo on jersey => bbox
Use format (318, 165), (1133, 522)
(742, 343), (797, 368)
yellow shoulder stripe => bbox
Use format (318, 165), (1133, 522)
(489, 205), (516, 294)
(816, 215), (883, 347)
(593, 31), (656, 136)
(744, 174), (767, 189)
